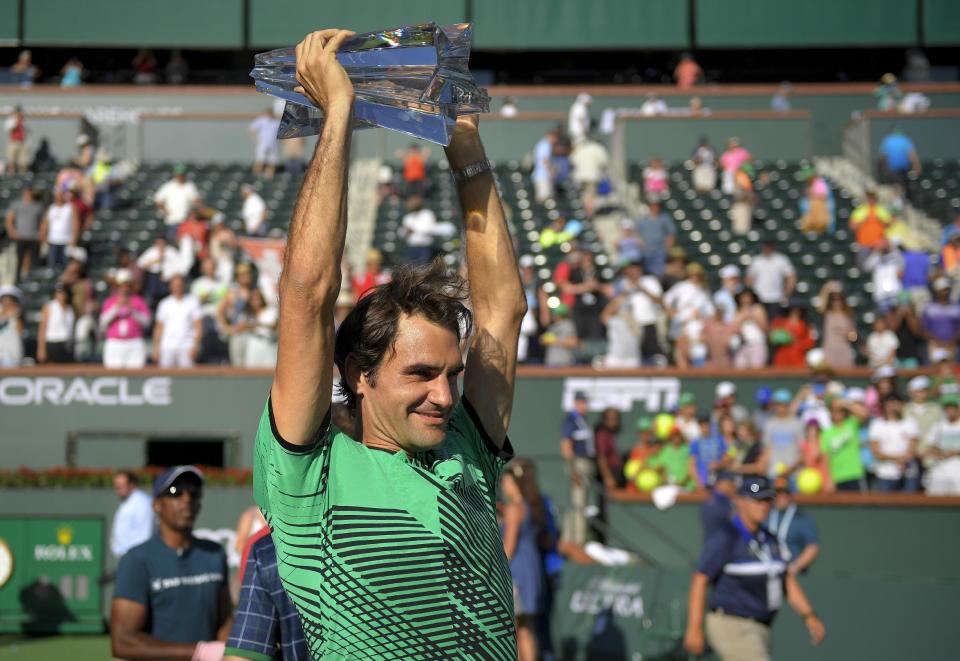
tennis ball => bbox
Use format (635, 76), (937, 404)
(797, 468), (823, 495)
(624, 458), (644, 481)
(653, 413), (675, 440)
(775, 461), (788, 476)
(636, 468), (661, 492)
(726, 446), (738, 458)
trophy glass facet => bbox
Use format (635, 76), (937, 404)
(250, 23), (490, 146)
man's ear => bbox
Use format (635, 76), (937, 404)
(152, 499), (161, 515)
(345, 354), (365, 399)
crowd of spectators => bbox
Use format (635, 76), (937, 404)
(561, 368), (960, 542)
(1, 77), (957, 376)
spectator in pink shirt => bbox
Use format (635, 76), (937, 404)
(99, 269), (151, 368)
(720, 138), (752, 195)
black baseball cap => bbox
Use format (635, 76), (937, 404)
(153, 465), (204, 498)
(738, 475), (775, 500)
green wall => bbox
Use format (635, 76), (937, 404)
(0, 0), (18, 42)
(473, 0), (688, 49)
(695, 0), (917, 47)
(24, 0), (244, 48)
(923, 0), (960, 46)
(0, 488), (956, 659)
(0, 370), (865, 512)
(249, 0), (467, 48)
(15, 0), (960, 50)
(867, 114), (960, 165)
(606, 499), (960, 660)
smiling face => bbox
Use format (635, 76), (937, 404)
(353, 313), (464, 453)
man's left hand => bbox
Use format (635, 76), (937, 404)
(192, 641), (225, 661)
(805, 614), (826, 646)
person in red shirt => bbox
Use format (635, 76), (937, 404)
(595, 408), (624, 490)
(771, 302), (815, 367)
(68, 184), (94, 232)
(176, 210), (209, 263)
(396, 143), (431, 197)
(350, 248), (392, 300)
(5, 105), (29, 174)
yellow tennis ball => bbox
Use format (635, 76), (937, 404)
(726, 446), (738, 458)
(624, 458), (644, 480)
(653, 414), (675, 440)
(797, 468), (823, 495)
(775, 461), (787, 476)
(636, 468), (661, 492)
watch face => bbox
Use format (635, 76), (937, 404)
(0, 539), (12, 588)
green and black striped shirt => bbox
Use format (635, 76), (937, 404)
(253, 397), (516, 660)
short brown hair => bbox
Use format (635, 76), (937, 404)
(334, 258), (472, 412)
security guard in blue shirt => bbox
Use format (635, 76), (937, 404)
(684, 476), (826, 660)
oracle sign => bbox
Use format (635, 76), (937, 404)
(0, 376), (172, 406)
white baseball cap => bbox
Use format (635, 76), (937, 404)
(114, 268), (133, 284)
(719, 265), (740, 279)
(844, 387), (866, 403)
(931, 347), (952, 363)
(933, 277), (951, 291)
(716, 381), (737, 398)
(908, 375), (931, 391)
(519, 255), (535, 268)
(872, 365), (896, 381)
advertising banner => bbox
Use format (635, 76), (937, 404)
(0, 516), (104, 634)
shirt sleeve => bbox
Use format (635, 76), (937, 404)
(796, 514), (819, 546)
(561, 414), (576, 440)
(252, 397), (333, 528)
(113, 551), (150, 606)
(225, 547), (280, 661)
(697, 527), (733, 581)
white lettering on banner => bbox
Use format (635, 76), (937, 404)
(562, 377), (681, 412)
(0, 377), (172, 407)
(33, 544), (94, 562)
(568, 575), (645, 618)
(148, 572), (225, 594)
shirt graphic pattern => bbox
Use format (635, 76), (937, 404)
(254, 398), (515, 660)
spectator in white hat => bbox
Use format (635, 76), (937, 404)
(713, 264), (741, 323)
(712, 381), (749, 426)
(905, 375), (942, 466)
(924, 394), (960, 495)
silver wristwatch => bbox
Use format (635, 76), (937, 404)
(451, 158), (492, 183)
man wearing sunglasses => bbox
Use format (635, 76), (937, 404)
(111, 466), (233, 660)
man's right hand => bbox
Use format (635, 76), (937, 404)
(683, 627), (705, 655)
(294, 29), (356, 113)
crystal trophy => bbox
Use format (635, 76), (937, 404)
(250, 23), (490, 146)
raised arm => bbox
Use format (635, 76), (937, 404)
(453, 117), (528, 447)
(270, 29), (355, 445)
